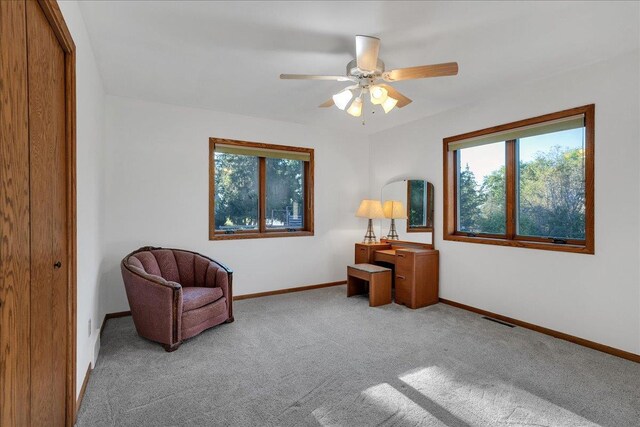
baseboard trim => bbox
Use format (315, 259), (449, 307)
(233, 280), (346, 301)
(439, 298), (640, 363)
(97, 281), (347, 329)
(99, 310), (132, 338)
(75, 362), (92, 419)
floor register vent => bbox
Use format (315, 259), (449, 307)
(482, 316), (516, 328)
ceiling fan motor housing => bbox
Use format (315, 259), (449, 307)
(347, 59), (385, 80)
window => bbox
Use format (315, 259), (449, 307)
(443, 105), (594, 254)
(209, 138), (314, 240)
(457, 141), (506, 235)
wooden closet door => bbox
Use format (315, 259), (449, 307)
(26, 0), (68, 425)
(0, 1), (31, 425)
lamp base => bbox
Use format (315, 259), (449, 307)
(386, 219), (400, 240)
(362, 218), (378, 244)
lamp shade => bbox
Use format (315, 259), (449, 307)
(355, 199), (385, 219)
(383, 200), (407, 219)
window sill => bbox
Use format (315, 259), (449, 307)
(210, 231), (314, 241)
(444, 233), (593, 254)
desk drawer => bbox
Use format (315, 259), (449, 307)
(395, 272), (414, 291)
(395, 274), (412, 305)
(395, 254), (416, 286)
(355, 243), (389, 264)
(395, 250), (414, 275)
(355, 245), (369, 264)
(374, 250), (396, 264)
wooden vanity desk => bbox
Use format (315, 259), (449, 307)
(354, 239), (439, 309)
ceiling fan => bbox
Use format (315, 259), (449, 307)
(280, 35), (458, 118)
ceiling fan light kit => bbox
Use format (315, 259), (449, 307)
(382, 96), (398, 114)
(280, 35), (459, 121)
(369, 85), (388, 105)
(332, 89), (353, 110)
(347, 96), (363, 117)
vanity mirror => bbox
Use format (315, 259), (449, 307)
(380, 179), (434, 243)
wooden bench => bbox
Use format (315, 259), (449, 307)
(347, 264), (392, 307)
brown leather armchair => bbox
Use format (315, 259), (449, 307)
(121, 246), (233, 351)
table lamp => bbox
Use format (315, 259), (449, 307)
(383, 200), (407, 240)
(355, 199), (385, 243)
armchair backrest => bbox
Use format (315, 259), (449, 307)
(125, 248), (220, 288)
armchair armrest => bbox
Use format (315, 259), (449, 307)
(121, 261), (183, 346)
(204, 261), (233, 320)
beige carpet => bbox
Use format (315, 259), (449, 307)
(77, 285), (640, 426)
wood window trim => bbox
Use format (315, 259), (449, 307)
(406, 180), (433, 233)
(443, 104), (594, 254)
(209, 137), (314, 241)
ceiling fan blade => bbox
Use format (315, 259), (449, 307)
(382, 62), (459, 82)
(280, 74), (353, 82)
(355, 35), (380, 72)
(319, 98), (335, 108)
(378, 84), (412, 108)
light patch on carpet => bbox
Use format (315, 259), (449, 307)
(400, 366), (601, 426)
(312, 382), (445, 426)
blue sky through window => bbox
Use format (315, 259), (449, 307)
(460, 127), (585, 183)
(519, 127), (585, 162)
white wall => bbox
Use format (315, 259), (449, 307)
(58, 1), (106, 396)
(101, 96), (370, 313)
(369, 51), (640, 354)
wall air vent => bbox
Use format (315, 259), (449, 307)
(482, 316), (516, 328)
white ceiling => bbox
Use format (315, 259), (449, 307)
(78, 1), (639, 135)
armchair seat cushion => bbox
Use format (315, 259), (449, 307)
(182, 298), (228, 338)
(182, 287), (223, 312)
